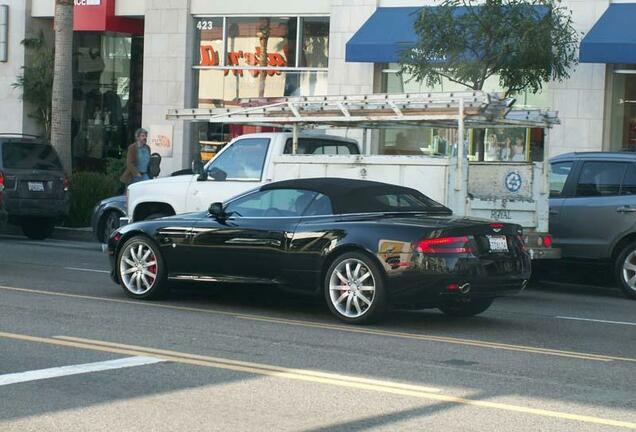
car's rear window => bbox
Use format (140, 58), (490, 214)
(342, 189), (450, 214)
(2, 141), (64, 171)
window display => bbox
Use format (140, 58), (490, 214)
(193, 16), (330, 156)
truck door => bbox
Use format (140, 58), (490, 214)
(186, 138), (271, 212)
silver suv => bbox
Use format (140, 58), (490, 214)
(0, 134), (70, 239)
(550, 152), (636, 299)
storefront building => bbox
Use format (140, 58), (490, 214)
(0, 0), (631, 174)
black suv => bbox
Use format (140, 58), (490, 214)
(0, 135), (70, 239)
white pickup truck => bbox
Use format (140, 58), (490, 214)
(126, 133), (360, 221)
(126, 131), (557, 258)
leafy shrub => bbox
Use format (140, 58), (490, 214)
(66, 171), (119, 227)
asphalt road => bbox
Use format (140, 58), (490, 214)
(0, 233), (634, 431)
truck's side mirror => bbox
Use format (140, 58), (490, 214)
(192, 160), (204, 175)
(208, 167), (227, 181)
(208, 202), (225, 219)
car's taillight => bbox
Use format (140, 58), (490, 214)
(417, 236), (474, 254)
(542, 235), (552, 248)
(63, 175), (70, 192)
(0, 170), (4, 193)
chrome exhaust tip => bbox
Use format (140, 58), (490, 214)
(458, 282), (471, 294)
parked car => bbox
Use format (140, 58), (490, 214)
(92, 195), (126, 243)
(550, 152), (636, 299)
(108, 178), (530, 324)
(0, 134), (70, 239)
(92, 169), (195, 243)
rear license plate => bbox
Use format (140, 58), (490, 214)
(487, 235), (508, 252)
(27, 182), (45, 192)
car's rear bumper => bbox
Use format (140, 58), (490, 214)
(384, 251), (531, 308)
(5, 196), (70, 219)
(388, 275), (528, 308)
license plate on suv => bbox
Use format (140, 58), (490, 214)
(27, 182), (45, 192)
(487, 235), (508, 252)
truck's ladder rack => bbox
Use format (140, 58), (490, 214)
(167, 91), (559, 129)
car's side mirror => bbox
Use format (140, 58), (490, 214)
(208, 167), (227, 181)
(208, 202), (225, 219)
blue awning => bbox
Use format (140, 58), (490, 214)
(580, 4), (636, 64)
(346, 6), (548, 64)
(346, 7), (419, 63)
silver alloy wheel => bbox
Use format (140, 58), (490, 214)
(119, 241), (158, 295)
(622, 250), (636, 293)
(328, 258), (376, 318)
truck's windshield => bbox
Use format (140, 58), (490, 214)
(207, 138), (270, 181)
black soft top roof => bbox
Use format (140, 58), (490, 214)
(260, 177), (446, 214)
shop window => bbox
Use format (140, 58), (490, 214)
(193, 16), (329, 159)
(72, 33), (143, 168)
(609, 66), (636, 152)
(378, 64), (548, 161)
(300, 17), (329, 68)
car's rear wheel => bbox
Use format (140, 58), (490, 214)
(117, 236), (167, 299)
(614, 242), (636, 300)
(438, 298), (494, 317)
(324, 252), (387, 324)
(99, 210), (121, 243)
(20, 218), (55, 240)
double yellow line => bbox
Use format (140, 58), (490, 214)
(0, 330), (634, 429)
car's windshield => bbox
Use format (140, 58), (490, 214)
(2, 141), (63, 171)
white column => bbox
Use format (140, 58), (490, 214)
(142, 0), (195, 175)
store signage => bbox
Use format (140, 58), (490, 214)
(149, 125), (174, 158)
(200, 46), (288, 77)
(74, 0), (143, 35)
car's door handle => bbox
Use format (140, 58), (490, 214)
(616, 206), (636, 213)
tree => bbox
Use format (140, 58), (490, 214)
(400, 0), (579, 159)
(50, 0), (74, 174)
(12, 32), (54, 138)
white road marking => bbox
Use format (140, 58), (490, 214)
(0, 356), (165, 386)
(65, 267), (110, 274)
(556, 316), (636, 327)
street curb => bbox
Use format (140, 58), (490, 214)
(0, 224), (94, 243)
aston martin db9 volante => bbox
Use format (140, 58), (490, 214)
(108, 178), (530, 323)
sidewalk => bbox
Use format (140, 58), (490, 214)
(0, 224), (94, 242)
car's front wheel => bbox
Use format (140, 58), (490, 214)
(614, 242), (636, 300)
(117, 236), (167, 299)
(438, 298), (494, 317)
(324, 252), (387, 324)
(20, 217), (55, 240)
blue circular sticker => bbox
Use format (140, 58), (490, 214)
(505, 171), (522, 193)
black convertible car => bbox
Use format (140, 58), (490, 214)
(108, 178), (530, 323)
